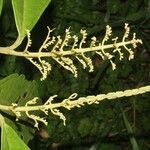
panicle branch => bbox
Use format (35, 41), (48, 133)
(0, 85), (149, 128)
(0, 24), (142, 80)
(20, 23), (142, 80)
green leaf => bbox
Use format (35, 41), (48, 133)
(11, 0), (51, 40)
(5, 118), (35, 145)
(0, 73), (39, 143)
(0, 115), (30, 150)
(0, 0), (3, 16)
(122, 111), (140, 150)
(0, 73), (38, 106)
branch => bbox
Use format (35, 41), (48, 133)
(0, 85), (149, 128)
(0, 23), (142, 80)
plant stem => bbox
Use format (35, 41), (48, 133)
(0, 40), (135, 58)
(0, 85), (149, 113)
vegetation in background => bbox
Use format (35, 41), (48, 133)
(0, 0), (150, 149)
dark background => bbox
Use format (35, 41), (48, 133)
(0, 0), (150, 149)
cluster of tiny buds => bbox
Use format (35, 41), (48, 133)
(79, 29), (88, 48)
(104, 25), (112, 41)
(90, 36), (97, 47)
(60, 28), (71, 49)
(24, 23), (142, 80)
(132, 33), (143, 48)
(24, 29), (32, 52)
(124, 23), (130, 39)
(25, 97), (48, 128)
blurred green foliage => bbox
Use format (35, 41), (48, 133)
(0, 0), (150, 149)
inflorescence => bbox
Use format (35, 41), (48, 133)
(0, 85), (149, 128)
(23, 23), (142, 80)
(0, 23), (148, 129)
